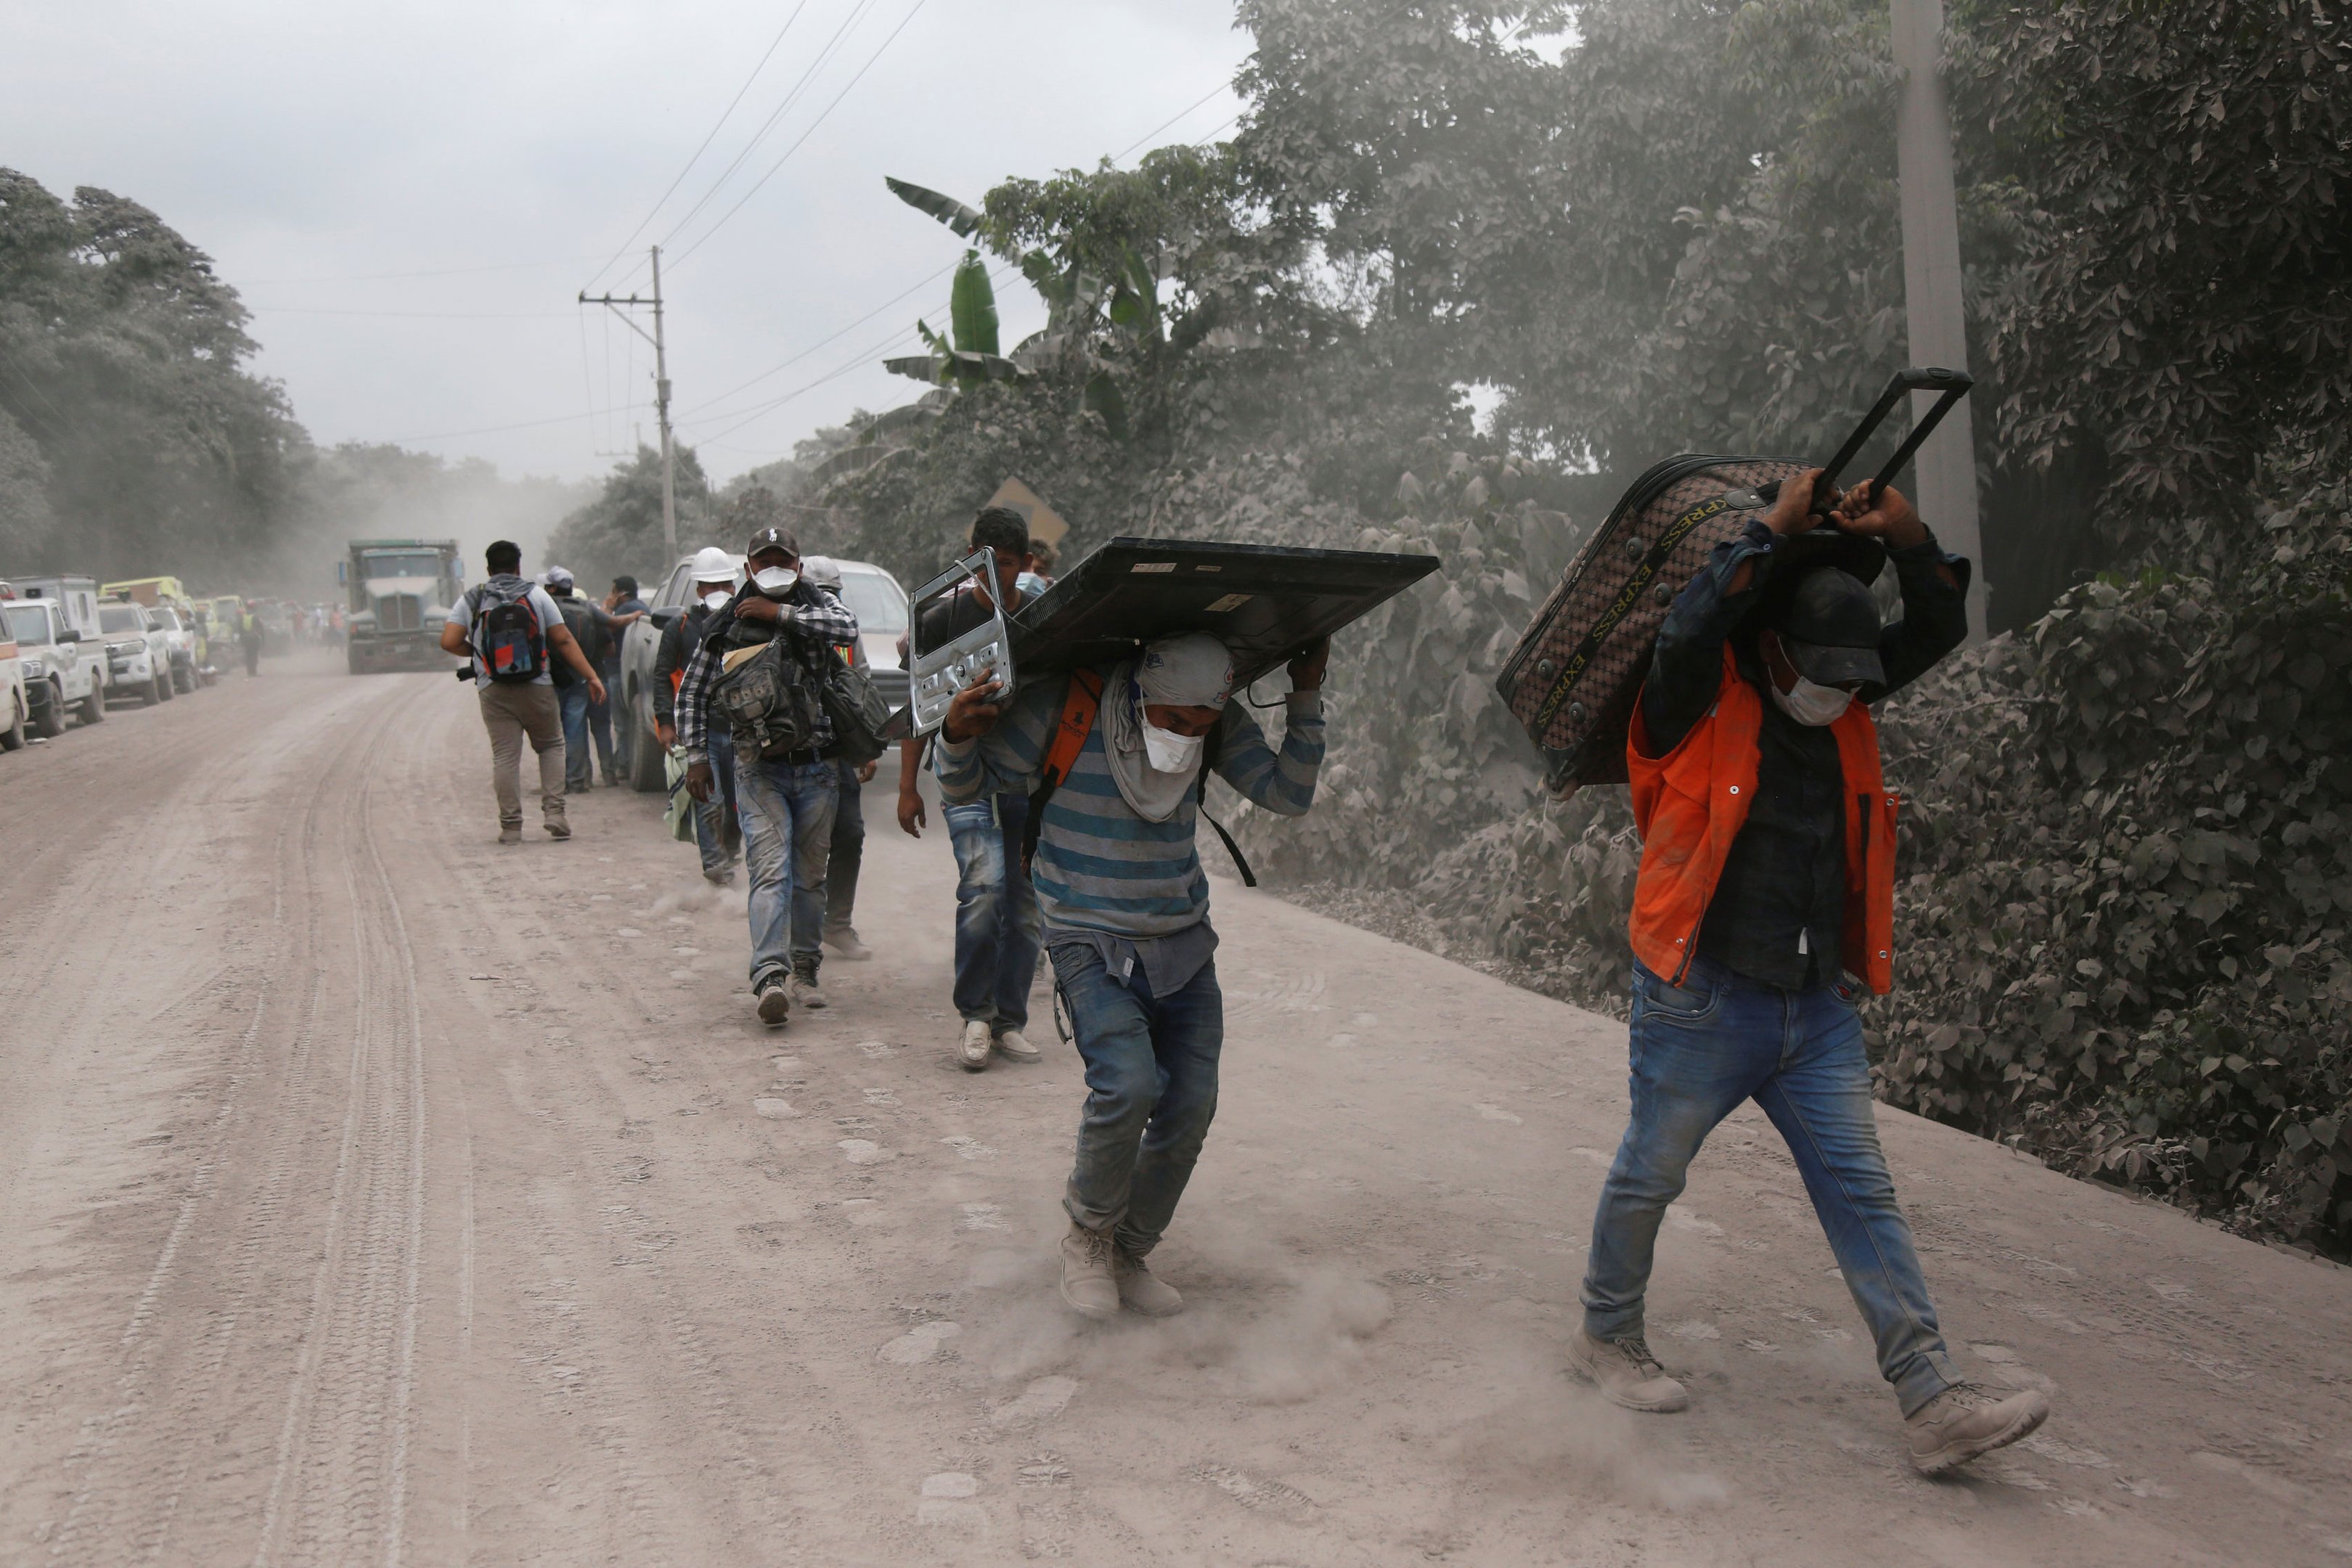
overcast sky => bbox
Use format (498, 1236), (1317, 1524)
(1, 0), (1250, 486)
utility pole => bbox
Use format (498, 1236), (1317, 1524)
(1891, 0), (1987, 640)
(581, 245), (678, 559)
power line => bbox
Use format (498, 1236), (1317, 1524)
(580, 0), (817, 293)
(385, 404), (647, 444)
(675, 256), (960, 418)
(240, 256), (600, 286)
(666, 0), (930, 271)
(246, 305), (576, 319)
(647, 0), (888, 268)
(1111, 83), (1233, 164)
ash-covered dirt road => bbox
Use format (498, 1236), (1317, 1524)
(2, 655), (2348, 1567)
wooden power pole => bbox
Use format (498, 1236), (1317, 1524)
(580, 245), (679, 560)
(1891, 0), (1987, 640)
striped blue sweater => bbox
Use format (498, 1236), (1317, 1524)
(934, 671), (1325, 939)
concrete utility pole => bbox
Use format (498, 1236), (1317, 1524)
(1890, 0), (1987, 640)
(581, 245), (679, 559)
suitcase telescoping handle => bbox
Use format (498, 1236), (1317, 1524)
(1754, 366), (1975, 520)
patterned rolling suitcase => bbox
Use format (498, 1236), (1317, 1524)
(1495, 367), (1974, 799)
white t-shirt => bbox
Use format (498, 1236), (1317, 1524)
(450, 579), (567, 687)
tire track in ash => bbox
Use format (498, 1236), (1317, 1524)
(36, 681), (393, 1567)
(248, 676), (441, 1568)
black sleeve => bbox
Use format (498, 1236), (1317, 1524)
(1639, 519), (1778, 756)
(652, 618), (685, 724)
(1866, 531), (1972, 702)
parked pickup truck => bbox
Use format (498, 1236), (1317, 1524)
(144, 603), (201, 691)
(612, 553), (910, 792)
(97, 599), (176, 706)
(0, 584), (26, 751)
(4, 595), (106, 736)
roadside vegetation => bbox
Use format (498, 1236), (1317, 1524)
(798, 0), (2352, 1257)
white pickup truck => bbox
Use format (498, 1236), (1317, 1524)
(97, 599), (176, 706)
(0, 588), (25, 751)
(4, 597), (107, 736)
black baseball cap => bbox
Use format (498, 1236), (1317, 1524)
(1771, 567), (1885, 688)
(746, 525), (798, 558)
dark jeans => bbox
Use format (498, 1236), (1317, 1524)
(945, 793), (1042, 1029)
(557, 680), (592, 790)
(827, 759), (865, 933)
(693, 729), (742, 875)
(1581, 957), (1962, 1416)
(587, 666), (618, 782)
(1052, 942), (1222, 1256)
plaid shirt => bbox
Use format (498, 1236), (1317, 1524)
(676, 584), (859, 764)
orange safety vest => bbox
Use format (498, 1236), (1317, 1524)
(1625, 645), (1899, 994)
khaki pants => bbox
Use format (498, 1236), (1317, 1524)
(477, 682), (566, 827)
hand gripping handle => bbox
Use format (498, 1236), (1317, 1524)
(1757, 366), (1975, 518)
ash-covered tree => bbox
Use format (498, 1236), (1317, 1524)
(544, 444), (712, 590)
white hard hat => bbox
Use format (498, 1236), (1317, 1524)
(689, 546), (737, 586)
(799, 554), (842, 589)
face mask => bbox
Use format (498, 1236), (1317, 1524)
(1769, 672), (1854, 727)
(751, 566), (798, 597)
(700, 589), (730, 611)
(1141, 722), (1204, 775)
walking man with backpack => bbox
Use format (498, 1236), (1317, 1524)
(1568, 471), (2052, 1476)
(441, 539), (605, 844)
(936, 629), (1330, 1319)
(541, 566), (637, 792)
(675, 526), (862, 1027)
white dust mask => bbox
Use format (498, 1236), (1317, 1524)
(1141, 722), (1204, 775)
(700, 589), (731, 611)
(751, 566), (798, 597)
(1770, 673), (1853, 727)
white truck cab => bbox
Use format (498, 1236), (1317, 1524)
(3, 596), (105, 736)
(0, 583), (26, 751)
(97, 599), (176, 706)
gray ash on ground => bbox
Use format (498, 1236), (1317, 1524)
(1270, 881), (1629, 1020)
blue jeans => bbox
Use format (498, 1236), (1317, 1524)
(945, 794), (1042, 1029)
(556, 679), (591, 789)
(694, 730), (742, 876)
(586, 669), (617, 782)
(734, 755), (838, 987)
(1581, 957), (1962, 1416)
(1052, 942), (1222, 1255)
(827, 759), (866, 932)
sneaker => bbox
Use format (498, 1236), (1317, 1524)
(1113, 1247), (1183, 1316)
(498, 824), (523, 845)
(703, 868), (736, 886)
(1058, 1225), (1119, 1320)
(823, 926), (872, 960)
(1565, 1326), (1689, 1413)
(1905, 1382), (2050, 1475)
(788, 970), (828, 1010)
(754, 974), (791, 1027)
(545, 817), (572, 841)
(992, 1027), (1041, 1063)
(957, 1019), (993, 1072)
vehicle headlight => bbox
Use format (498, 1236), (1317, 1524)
(108, 641), (140, 655)
(24, 659), (43, 677)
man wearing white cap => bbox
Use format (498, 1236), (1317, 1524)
(656, 547), (746, 882)
(937, 629), (1330, 1319)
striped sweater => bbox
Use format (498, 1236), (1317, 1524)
(934, 670), (1326, 939)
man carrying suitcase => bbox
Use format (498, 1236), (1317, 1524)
(1569, 469), (2053, 1476)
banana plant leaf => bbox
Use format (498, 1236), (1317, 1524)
(950, 250), (999, 357)
(885, 176), (984, 237)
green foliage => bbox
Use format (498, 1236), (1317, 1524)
(544, 444), (714, 588)
(0, 168), (306, 581)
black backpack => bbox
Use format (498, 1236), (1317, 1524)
(472, 581), (546, 684)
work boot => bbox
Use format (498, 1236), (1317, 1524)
(823, 925), (872, 960)
(992, 1027), (1041, 1063)
(754, 973), (791, 1028)
(703, 868), (736, 886)
(957, 1020), (993, 1072)
(498, 822), (523, 846)
(1566, 1327), (1689, 1413)
(545, 816), (572, 841)
(788, 964), (828, 1010)
(1113, 1246), (1183, 1316)
(1905, 1383), (2050, 1475)
(1058, 1225), (1119, 1320)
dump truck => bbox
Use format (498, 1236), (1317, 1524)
(341, 539), (464, 674)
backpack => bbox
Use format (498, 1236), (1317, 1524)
(550, 596), (594, 687)
(713, 633), (825, 759)
(809, 640), (892, 767)
(472, 581), (547, 684)
(1018, 669), (1255, 886)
